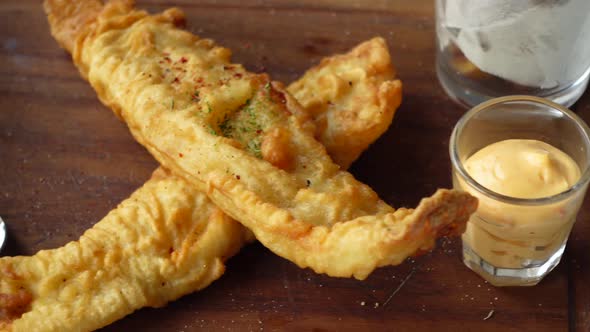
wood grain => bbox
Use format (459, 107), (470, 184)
(0, 1), (588, 331)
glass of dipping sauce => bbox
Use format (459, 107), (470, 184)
(450, 95), (590, 286)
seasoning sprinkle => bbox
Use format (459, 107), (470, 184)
(192, 90), (200, 102)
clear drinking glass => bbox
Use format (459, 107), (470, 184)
(436, 0), (590, 108)
(450, 96), (590, 286)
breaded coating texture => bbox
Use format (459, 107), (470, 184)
(48, 1), (476, 279)
(0, 29), (400, 332)
(288, 37), (402, 169)
(0, 169), (250, 331)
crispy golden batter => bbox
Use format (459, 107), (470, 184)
(287, 37), (402, 169)
(50, 1), (476, 279)
(1, 19), (401, 332)
(0, 0), (475, 330)
(0, 169), (250, 332)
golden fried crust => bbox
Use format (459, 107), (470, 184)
(2, 25), (404, 332)
(42, 0), (476, 273)
(0, 41), (396, 329)
(61, 1), (476, 279)
(287, 37), (402, 169)
(0, 2), (408, 329)
(7, 0), (476, 330)
(0, 170), (250, 332)
(43, 0), (104, 53)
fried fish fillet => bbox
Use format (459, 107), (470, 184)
(0, 37), (400, 332)
(46, 0), (476, 279)
(0, 168), (251, 332)
(287, 37), (401, 169)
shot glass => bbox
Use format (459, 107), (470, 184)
(435, 0), (590, 107)
(450, 96), (590, 286)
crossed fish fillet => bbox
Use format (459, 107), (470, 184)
(0, 0), (477, 331)
(0, 37), (399, 332)
(0, 13), (402, 332)
(45, 0), (476, 285)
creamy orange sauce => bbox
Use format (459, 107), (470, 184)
(457, 139), (582, 268)
(465, 139), (580, 199)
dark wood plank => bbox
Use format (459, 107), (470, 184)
(1, 1), (587, 331)
(569, 90), (590, 332)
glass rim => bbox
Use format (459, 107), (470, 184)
(450, 95), (590, 206)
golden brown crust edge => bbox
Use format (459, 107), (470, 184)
(43, 0), (104, 53)
(207, 168), (476, 279)
(287, 37), (402, 168)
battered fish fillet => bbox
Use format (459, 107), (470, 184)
(0, 36), (400, 332)
(0, 169), (250, 332)
(287, 37), (401, 169)
(46, 0), (476, 279)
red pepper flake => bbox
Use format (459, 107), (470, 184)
(268, 86), (288, 105)
(234, 73), (243, 78)
(180, 57), (188, 63)
(179, 153), (184, 157)
(235, 175), (241, 180)
(172, 77), (180, 84)
(164, 56), (171, 63)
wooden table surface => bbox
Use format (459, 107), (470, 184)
(1, 1), (589, 331)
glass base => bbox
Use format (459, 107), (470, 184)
(436, 57), (590, 109)
(462, 240), (566, 287)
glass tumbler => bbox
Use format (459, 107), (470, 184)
(450, 96), (590, 286)
(436, 0), (590, 108)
